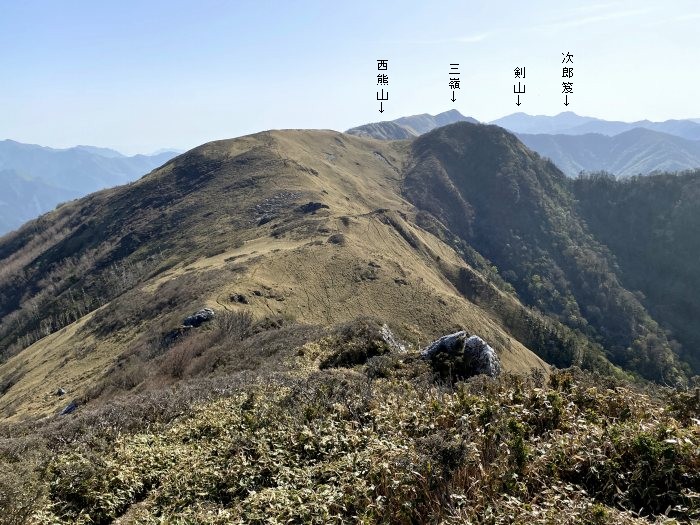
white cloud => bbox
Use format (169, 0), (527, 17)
(673, 12), (700, 21)
(535, 6), (653, 31)
(453, 33), (489, 43)
(384, 33), (489, 45)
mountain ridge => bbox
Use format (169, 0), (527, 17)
(349, 111), (700, 177)
(518, 127), (700, 177)
(403, 122), (684, 381)
(346, 109), (478, 140)
(1, 122), (696, 423)
(0, 127), (553, 420)
(2, 123), (700, 524)
(490, 111), (700, 140)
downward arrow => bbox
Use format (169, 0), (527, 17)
(451, 90), (456, 102)
(564, 95), (569, 106)
(379, 101), (384, 113)
(516, 95), (521, 107)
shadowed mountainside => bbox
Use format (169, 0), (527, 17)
(573, 170), (700, 372)
(402, 122), (685, 383)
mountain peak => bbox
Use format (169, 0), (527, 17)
(346, 110), (478, 140)
(437, 108), (465, 117)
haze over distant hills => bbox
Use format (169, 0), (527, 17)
(499, 112), (700, 177)
(490, 111), (700, 140)
(518, 128), (700, 178)
(0, 140), (180, 235)
(349, 110), (700, 178)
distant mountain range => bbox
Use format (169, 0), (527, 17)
(518, 128), (700, 178)
(348, 110), (700, 178)
(0, 140), (180, 235)
(491, 111), (700, 140)
(346, 109), (478, 139)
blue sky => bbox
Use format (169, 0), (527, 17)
(1, 0), (698, 154)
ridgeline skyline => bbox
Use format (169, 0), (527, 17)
(2, 0), (698, 154)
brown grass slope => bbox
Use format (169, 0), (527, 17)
(0, 129), (554, 420)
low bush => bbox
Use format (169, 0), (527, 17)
(319, 317), (394, 369)
(215, 309), (253, 342)
(23, 369), (699, 524)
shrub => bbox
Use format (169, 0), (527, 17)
(216, 310), (253, 343)
(319, 318), (393, 369)
(0, 458), (46, 525)
(160, 333), (211, 379)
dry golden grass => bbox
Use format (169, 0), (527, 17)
(0, 130), (546, 420)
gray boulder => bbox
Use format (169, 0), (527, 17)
(183, 308), (215, 328)
(421, 331), (501, 379)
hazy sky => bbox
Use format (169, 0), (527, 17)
(2, 0), (699, 154)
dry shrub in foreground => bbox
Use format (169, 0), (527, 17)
(18, 368), (698, 524)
